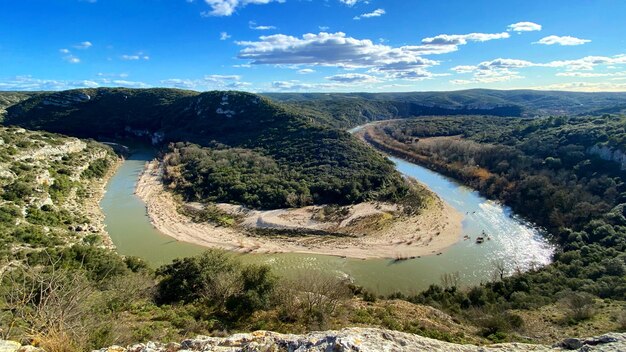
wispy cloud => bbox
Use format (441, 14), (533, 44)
(534, 35), (591, 46)
(339, 0), (359, 6)
(121, 53), (150, 61)
(270, 80), (348, 91)
(74, 41), (93, 49)
(353, 8), (385, 20)
(451, 55), (626, 84)
(326, 73), (379, 83)
(507, 22), (542, 32)
(220, 32), (232, 40)
(200, 0), (285, 17)
(530, 81), (626, 92)
(249, 21), (276, 30)
(63, 55), (81, 64)
(421, 32), (510, 45)
(160, 74), (251, 90)
(0, 76), (153, 91)
(556, 71), (626, 78)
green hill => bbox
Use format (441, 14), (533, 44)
(264, 89), (626, 128)
(0, 91), (40, 121)
(4, 88), (409, 209)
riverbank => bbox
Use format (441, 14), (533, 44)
(81, 153), (123, 249)
(135, 159), (463, 259)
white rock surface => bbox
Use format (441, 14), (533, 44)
(89, 328), (626, 352)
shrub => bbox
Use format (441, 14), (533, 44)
(156, 250), (275, 317)
(273, 270), (352, 328)
(81, 158), (110, 179)
(560, 291), (596, 323)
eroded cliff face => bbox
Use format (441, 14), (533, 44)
(0, 126), (119, 252)
(588, 145), (626, 170)
(83, 328), (626, 352)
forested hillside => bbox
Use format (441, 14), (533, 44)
(0, 92), (40, 121)
(265, 89), (626, 128)
(4, 88), (410, 209)
(359, 116), (626, 333)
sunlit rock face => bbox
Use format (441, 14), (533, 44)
(88, 328), (626, 352)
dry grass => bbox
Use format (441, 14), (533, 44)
(512, 299), (626, 343)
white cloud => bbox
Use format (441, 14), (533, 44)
(400, 44), (459, 55)
(160, 74), (250, 90)
(59, 48), (70, 54)
(451, 55), (626, 83)
(249, 21), (276, 30)
(63, 55), (81, 64)
(74, 41), (93, 49)
(534, 35), (591, 46)
(477, 58), (535, 70)
(297, 68), (315, 74)
(451, 58), (533, 83)
(556, 71), (626, 78)
(121, 54), (150, 61)
(0, 76), (155, 91)
(220, 32), (232, 40)
(0, 76), (99, 91)
(270, 80), (348, 91)
(319, 26), (330, 31)
(237, 32), (438, 75)
(97, 72), (129, 78)
(107, 80), (150, 88)
(383, 68), (443, 80)
(507, 22), (542, 32)
(200, 0), (284, 17)
(339, 0), (359, 6)
(353, 8), (385, 20)
(544, 55), (626, 70)
(530, 81), (626, 92)
(326, 73), (379, 83)
(421, 32), (510, 45)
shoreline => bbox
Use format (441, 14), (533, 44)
(84, 153), (124, 249)
(134, 159), (464, 259)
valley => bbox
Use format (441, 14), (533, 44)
(0, 88), (625, 350)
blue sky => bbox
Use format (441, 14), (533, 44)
(1, 0), (626, 92)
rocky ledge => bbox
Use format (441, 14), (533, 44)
(3, 328), (625, 352)
(101, 328), (625, 352)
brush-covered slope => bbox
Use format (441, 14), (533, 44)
(264, 89), (626, 128)
(0, 91), (41, 121)
(0, 126), (118, 257)
(4, 88), (198, 138)
(5, 88), (410, 209)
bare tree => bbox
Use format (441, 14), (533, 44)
(0, 257), (95, 351)
(440, 272), (461, 290)
(491, 259), (508, 282)
(274, 270), (352, 328)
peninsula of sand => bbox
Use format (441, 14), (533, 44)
(135, 160), (464, 259)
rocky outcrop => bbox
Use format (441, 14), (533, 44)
(88, 328), (626, 352)
(41, 91), (91, 107)
(588, 145), (626, 170)
(0, 340), (43, 352)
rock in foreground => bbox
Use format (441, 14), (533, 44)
(89, 328), (626, 352)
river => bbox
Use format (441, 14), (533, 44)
(101, 146), (554, 295)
